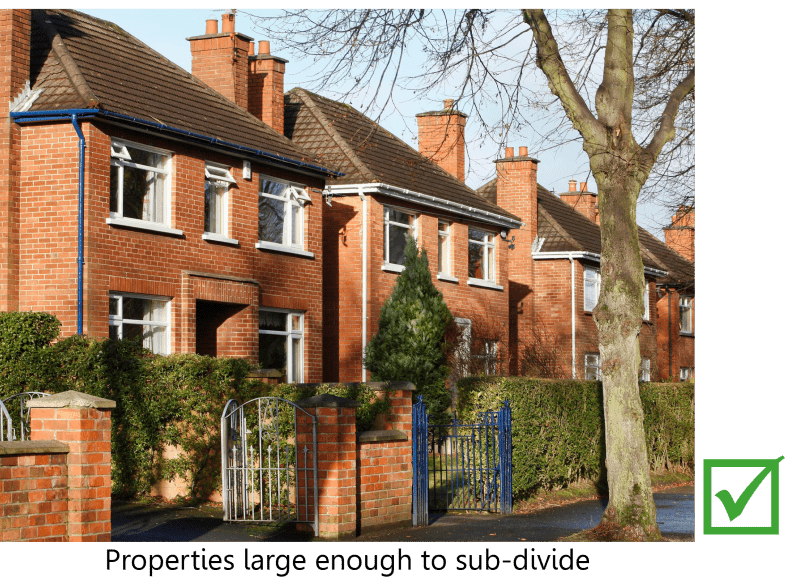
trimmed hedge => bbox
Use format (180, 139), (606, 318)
(457, 377), (694, 497)
(0, 313), (387, 499)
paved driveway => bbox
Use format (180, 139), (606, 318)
(111, 485), (694, 542)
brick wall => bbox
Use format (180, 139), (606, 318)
(322, 193), (510, 382)
(356, 387), (413, 530)
(656, 287), (695, 381)
(0, 445), (69, 541)
(0, 9), (30, 312)
(15, 120), (325, 380)
(1, 390), (115, 542)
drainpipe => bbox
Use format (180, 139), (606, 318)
(668, 288), (673, 380)
(71, 114), (85, 335)
(360, 187), (368, 383)
(569, 254), (576, 379)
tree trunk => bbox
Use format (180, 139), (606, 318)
(592, 156), (660, 541)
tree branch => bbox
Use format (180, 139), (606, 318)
(644, 67), (694, 160)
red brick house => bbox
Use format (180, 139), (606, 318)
(1, 9), (341, 383)
(478, 170), (694, 381)
(283, 91), (523, 382)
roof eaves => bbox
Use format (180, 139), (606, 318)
(324, 182), (522, 229)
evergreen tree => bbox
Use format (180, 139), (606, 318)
(364, 237), (453, 423)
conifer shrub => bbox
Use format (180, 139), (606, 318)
(364, 237), (453, 424)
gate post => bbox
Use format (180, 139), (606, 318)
(411, 396), (428, 526)
(296, 394), (359, 539)
(498, 400), (512, 514)
(27, 390), (116, 541)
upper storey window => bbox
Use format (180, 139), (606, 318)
(468, 227), (495, 283)
(204, 162), (235, 237)
(110, 140), (171, 226)
(383, 207), (416, 270)
(258, 174), (309, 250)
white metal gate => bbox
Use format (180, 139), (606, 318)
(220, 397), (318, 535)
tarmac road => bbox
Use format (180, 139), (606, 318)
(111, 485), (694, 542)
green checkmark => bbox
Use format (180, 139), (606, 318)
(715, 456), (785, 522)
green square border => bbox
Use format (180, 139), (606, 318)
(703, 458), (780, 535)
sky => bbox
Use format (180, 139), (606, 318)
(80, 8), (677, 237)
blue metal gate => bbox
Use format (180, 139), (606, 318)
(412, 397), (512, 526)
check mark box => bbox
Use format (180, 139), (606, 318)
(703, 457), (783, 535)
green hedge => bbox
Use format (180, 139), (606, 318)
(1, 313), (386, 499)
(457, 377), (694, 497)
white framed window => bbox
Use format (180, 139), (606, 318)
(584, 266), (600, 311)
(204, 162), (234, 237)
(468, 227), (495, 283)
(383, 206), (416, 269)
(643, 283), (650, 321)
(474, 340), (498, 375)
(679, 296), (693, 334)
(110, 139), (171, 226)
(258, 174), (309, 250)
(640, 358), (651, 382)
(258, 308), (304, 383)
(585, 353), (602, 381)
(109, 293), (170, 355)
(438, 221), (451, 276)
(680, 367), (693, 381)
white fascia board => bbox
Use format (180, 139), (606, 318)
(324, 183), (522, 229)
(531, 250), (668, 278)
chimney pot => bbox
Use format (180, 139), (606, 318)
(221, 13), (235, 33)
(580, 181), (588, 192)
(444, 98), (453, 109)
(205, 19), (218, 34)
(520, 146), (528, 157)
(259, 40), (270, 55)
(249, 41), (255, 55)
(505, 147), (514, 158)
(568, 179), (577, 192)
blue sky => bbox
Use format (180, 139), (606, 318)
(81, 8), (677, 236)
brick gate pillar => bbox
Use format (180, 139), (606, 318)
(28, 390), (115, 542)
(296, 393), (359, 539)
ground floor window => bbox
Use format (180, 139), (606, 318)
(259, 308), (304, 383)
(680, 367), (693, 381)
(585, 353), (602, 381)
(474, 340), (498, 375)
(109, 293), (170, 354)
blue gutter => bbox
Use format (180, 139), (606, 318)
(71, 114), (86, 335)
(10, 109), (343, 177)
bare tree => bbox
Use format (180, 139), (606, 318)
(248, 8), (694, 540)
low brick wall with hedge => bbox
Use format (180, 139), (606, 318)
(456, 377), (694, 498)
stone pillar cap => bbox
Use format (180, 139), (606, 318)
(296, 393), (360, 408)
(27, 390), (116, 409)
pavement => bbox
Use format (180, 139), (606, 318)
(111, 484), (694, 542)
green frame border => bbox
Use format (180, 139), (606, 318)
(703, 458), (781, 535)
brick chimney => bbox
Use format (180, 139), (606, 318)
(0, 9), (30, 312)
(187, 12), (253, 109)
(495, 146), (539, 374)
(664, 205), (695, 262)
(248, 39), (288, 135)
(416, 99), (467, 182)
(560, 179), (599, 224)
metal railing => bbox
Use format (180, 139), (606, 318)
(0, 392), (50, 441)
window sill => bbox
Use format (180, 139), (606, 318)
(437, 274), (459, 283)
(255, 241), (315, 259)
(202, 233), (239, 246)
(382, 263), (405, 274)
(106, 217), (184, 237)
(679, 331), (695, 338)
(467, 278), (503, 291)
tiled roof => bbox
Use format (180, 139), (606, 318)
(476, 178), (694, 287)
(25, 9), (330, 174)
(284, 88), (520, 225)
